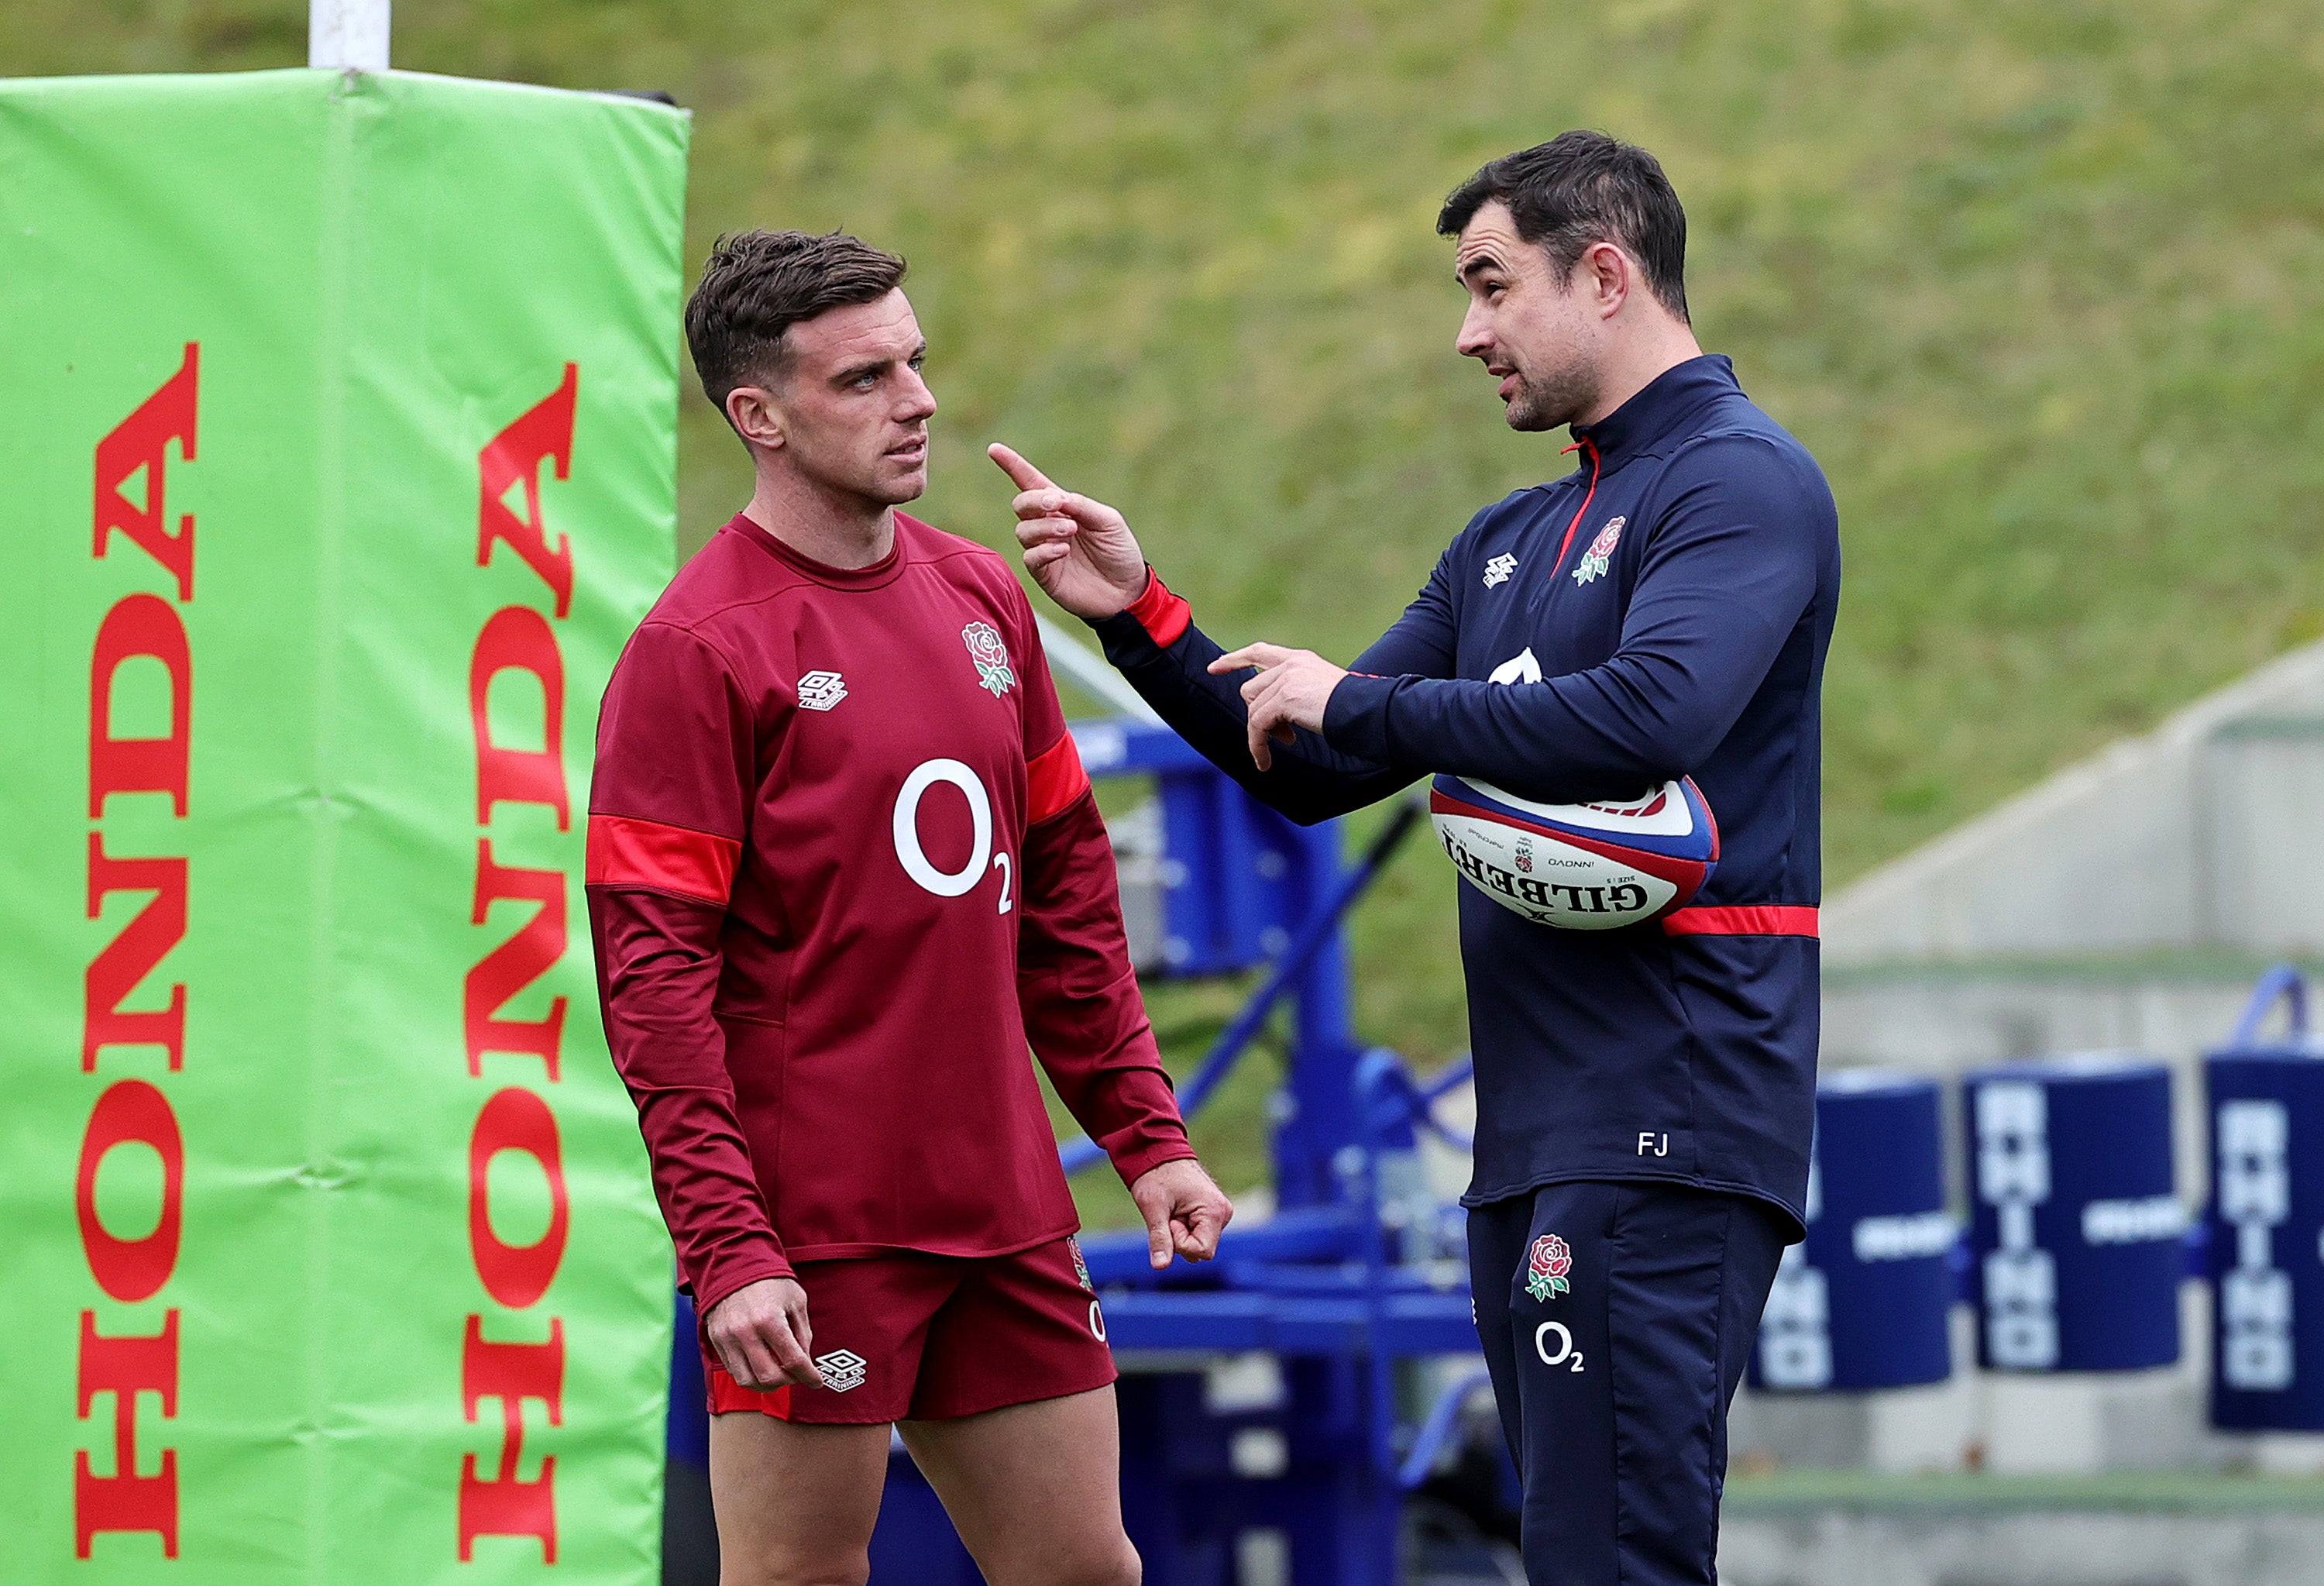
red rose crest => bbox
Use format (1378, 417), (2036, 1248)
(1571, 514), (1625, 587)
(1526, 1233), (1573, 1301)
(962, 620), (1017, 697)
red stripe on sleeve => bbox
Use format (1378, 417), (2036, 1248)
(1026, 731), (1093, 826)
(1124, 566), (1191, 649)
(586, 813), (741, 906)
(1659, 905), (1819, 937)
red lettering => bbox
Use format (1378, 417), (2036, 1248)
(477, 365), (576, 618)
(465, 845), (570, 1080)
(459, 364), (577, 1557)
(470, 606), (569, 830)
(456, 1315), (564, 1561)
(93, 343), (198, 601)
(84, 837), (187, 1072)
(467, 1087), (571, 1307)
(75, 1309), (180, 1559)
(89, 593), (192, 817)
(76, 1080), (185, 1302)
(77, 351), (194, 1558)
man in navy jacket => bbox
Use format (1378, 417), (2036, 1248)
(995, 131), (1839, 1585)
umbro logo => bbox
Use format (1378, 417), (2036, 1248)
(815, 1349), (868, 1393)
(797, 669), (847, 711)
(1483, 553), (1518, 589)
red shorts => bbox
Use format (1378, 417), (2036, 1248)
(703, 1236), (1116, 1424)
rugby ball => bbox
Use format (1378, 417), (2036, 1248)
(1428, 775), (1717, 931)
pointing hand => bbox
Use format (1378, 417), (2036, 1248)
(989, 443), (1150, 621)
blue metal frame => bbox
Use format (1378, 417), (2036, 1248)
(1040, 720), (1483, 1584)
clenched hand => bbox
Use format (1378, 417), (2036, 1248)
(1129, 1158), (1235, 1269)
(702, 1276), (820, 1392)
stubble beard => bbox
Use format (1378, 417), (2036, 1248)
(1502, 360), (1597, 434)
(794, 432), (927, 511)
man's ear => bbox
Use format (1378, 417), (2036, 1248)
(726, 385), (786, 451)
(1583, 240), (1631, 319)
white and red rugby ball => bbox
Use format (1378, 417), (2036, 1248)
(1428, 774), (1718, 930)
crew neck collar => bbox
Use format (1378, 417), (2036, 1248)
(726, 510), (912, 590)
(1569, 354), (1740, 462)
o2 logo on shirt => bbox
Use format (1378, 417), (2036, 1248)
(892, 757), (1013, 912)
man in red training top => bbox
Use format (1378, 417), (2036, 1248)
(587, 229), (1232, 1584)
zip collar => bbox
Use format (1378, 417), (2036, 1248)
(1568, 353), (1741, 465)
(1551, 435), (1602, 576)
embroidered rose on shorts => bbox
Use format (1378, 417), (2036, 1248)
(1526, 1233), (1573, 1301)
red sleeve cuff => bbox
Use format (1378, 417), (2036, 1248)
(1109, 1137), (1198, 1192)
(1122, 566), (1192, 649)
(1088, 1066), (1195, 1191)
(689, 1242), (796, 1321)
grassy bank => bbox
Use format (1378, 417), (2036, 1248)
(15, 1), (2324, 1220)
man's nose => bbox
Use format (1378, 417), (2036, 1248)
(1455, 306), (1494, 360)
(898, 366), (938, 421)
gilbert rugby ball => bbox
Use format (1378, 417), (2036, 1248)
(1428, 774), (1717, 930)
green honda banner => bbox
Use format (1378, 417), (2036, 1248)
(0, 69), (689, 1581)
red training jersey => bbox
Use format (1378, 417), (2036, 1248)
(586, 511), (1192, 1317)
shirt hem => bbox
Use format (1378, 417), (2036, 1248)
(777, 1223), (1080, 1265)
(1459, 1167), (1807, 1244)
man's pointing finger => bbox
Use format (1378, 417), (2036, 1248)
(988, 442), (1055, 493)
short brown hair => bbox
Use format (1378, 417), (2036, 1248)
(1439, 132), (1690, 324)
(683, 229), (908, 413)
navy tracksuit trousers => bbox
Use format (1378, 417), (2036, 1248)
(1469, 1181), (1789, 1586)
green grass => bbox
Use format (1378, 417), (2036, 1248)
(17, 1), (2324, 1223)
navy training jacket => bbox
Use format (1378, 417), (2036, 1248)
(1089, 355), (1840, 1234)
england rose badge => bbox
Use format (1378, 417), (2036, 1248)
(1526, 1233), (1573, 1301)
(1571, 516), (1624, 585)
(962, 620), (1017, 697)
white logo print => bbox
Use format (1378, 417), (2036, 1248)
(815, 1349), (868, 1393)
(1482, 553), (1518, 589)
(1489, 648), (1542, 686)
(796, 669), (847, 711)
(892, 758), (1013, 912)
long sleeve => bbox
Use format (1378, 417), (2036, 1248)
(585, 621), (792, 1313)
(1322, 435), (1824, 803)
(1087, 552), (1463, 824)
(1019, 787), (1195, 1187)
(1012, 599), (1195, 1187)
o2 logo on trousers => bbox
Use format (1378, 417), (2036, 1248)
(1535, 1320), (1586, 1373)
(892, 758), (1012, 912)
